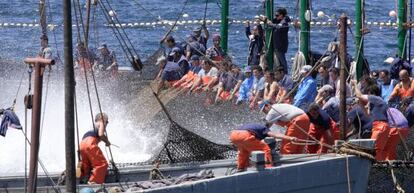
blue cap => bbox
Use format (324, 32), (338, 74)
(169, 47), (181, 56)
(190, 55), (200, 61)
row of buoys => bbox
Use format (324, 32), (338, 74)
(0, 20), (404, 28)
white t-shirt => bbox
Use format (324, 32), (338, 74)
(198, 67), (218, 77)
(265, 103), (305, 123)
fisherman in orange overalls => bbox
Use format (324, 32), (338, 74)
(305, 103), (338, 154)
(352, 81), (390, 161)
(230, 122), (296, 172)
(384, 108), (409, 160)
(79, 113), (111, 184)
(264, 103), (310, 154)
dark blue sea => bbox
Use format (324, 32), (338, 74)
(0, 0), (407, 70)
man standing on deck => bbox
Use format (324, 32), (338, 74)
(206, 34), (226, 63)
(264, 103), (310, 154)
(94, 43), (118, 74)
(293, 65), (317, 110)
(75, 42), (97, 71)
(264, 8), (290, 73)
(193, 24), (209, 49)
(229, 122), (296, 172)
(352, 81), (390, 161)
(245, 21), (264, 67)
(79, 113), (111, 184)
(39, 35), (53, 59)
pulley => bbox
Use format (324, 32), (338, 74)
(24, 94), (33, 109)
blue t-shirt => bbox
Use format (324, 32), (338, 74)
(368, 95), (388, 122)
(405, 103), (414, 127)
(236, 123), (270, 140)
(322, 97), (340, 122)
(82, 127), (98, 140)
(307, 109), (331, 131)
(380, 79), (397, 102)
(348, 106), (373, 135)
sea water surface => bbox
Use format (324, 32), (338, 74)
(0, 0), (409, 175)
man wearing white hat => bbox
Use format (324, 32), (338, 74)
(264, 103), (310, 154)
(293, 65), (317, 110)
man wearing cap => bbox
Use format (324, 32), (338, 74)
(193, 24), (209, 49)
(315, 85), (340, 123)
(173, 55), (202, 89)
(305, 103), (338, 153)
(384, 107), (409, 160)
(352, 81), (390, 161)
(274, 66), (294, 103)
(157, 47), (184, 94)
(245, 21), (264, 67)
(95, 43), (118, 74)
(264, 8), (291, 73)
(293, 65), (317, 110)
(264, 103), (310, 154)
(170, 46), (190, 77)
(236, 66), (254, 104)
(230, 122), (296, 171)
(206, 34), (226, 62)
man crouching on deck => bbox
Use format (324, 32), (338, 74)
(230, 122), (296, 172)
(79, 113), (111, 184)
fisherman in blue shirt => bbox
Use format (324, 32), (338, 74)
(293, 65), (317, 110)
(378, 69), (397, 103)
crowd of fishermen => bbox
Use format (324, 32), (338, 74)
(154, 7), (414, 172)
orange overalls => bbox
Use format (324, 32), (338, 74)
(80, 136), (108, 184)
(230, 130), (272, 170)
(306, 119), (339, 154)
(371, 121), (390, 161)
(391, 80), (414, 100)
(173, 71), (197, 88)
(77, 57), (93, 72)
(277, 113), (310, 154)
(383, 127), (409, 160)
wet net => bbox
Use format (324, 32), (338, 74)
(367, 131), (414, 193)
(151, 92), (236, 164)
(154, 121), (237, 164)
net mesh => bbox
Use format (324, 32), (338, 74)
(154, 121), (237, 164)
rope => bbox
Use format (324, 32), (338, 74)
(39, 68), (52, 144)
(160, 0), (190, 43)
(389, 160), (406, 193)
(97, 1), (133, 65)
(20, 130), (61, 193)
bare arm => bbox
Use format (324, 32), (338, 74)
(351, 80), (368, 103)
(267, 131), (296, 141)
(97, 121), (110, 146)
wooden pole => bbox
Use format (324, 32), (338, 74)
(339, 14), (348, 140)
(25, 58), (54, 193)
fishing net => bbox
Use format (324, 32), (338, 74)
(367, 131), (414, 193)
(154, 121), (237, 164)
(151, 92), (237, 164)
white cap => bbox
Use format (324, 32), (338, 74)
(300, 65), (313, 74)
